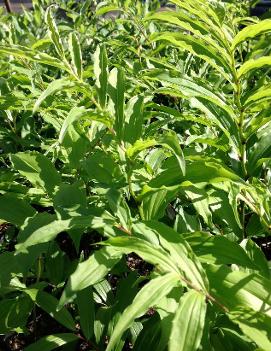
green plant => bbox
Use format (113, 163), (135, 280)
(0, 0), (271, 350)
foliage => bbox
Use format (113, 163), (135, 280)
(0, 0), (271, 350)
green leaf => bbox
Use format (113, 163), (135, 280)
(184, 232), (259, 269)
(59, 107), (111, 144)
(106, 188), (131, 230)
(169, 290), (206, 351)
(243, 85), (271, 109)
(15, 213), (115, 253)
(140, 186), (180, 220)
(105, 273), (179, 351)
(146, 11), (231, 61)
(206, 265), (271, 316)
(0, 296), (33, 333)
(108, 67), (125, 140)
(149, 159), (243, 189)
(228, 307), (271, 351)
(240, 239), (270, 278)
(146, 70), (237, 135)
(54, 182), (87, 219)
(160, 131), (185, 175)
(237, 56), (271, 78)
(106, 236), (178, 274)
(127, 131), (185, 176)
(0, 45), (66, 70)
(94, 45), (108, 108)
(151, 32), (232, 82)
(142, 221), (209, 292)
(24, 334), (78, 351)
(124, 95), (144, 144)
(11, 152), (61, 195)
(170, 0), (222, 30)
(35, 291), (76, 331)
(58, 246), (121, 309)
(232, 19), (271, 50)
(0, 194), (36, 227)
(96, 5), (121, 16)
(45, 6), (65, 59)
(69, 32), (82, 79)
(77, 288), (94, 340)
(33, 78), (76, 114)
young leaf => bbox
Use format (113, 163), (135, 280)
(106, 236), (178, 274)
(160, 131), (185, 176)
(169, 290), (206, 351)
(142, 221), (209, 292)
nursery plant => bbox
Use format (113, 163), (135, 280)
(0, 0), (271, 350)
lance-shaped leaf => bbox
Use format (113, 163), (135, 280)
(243, 85), (271, 109)
(184, 232), (261, 271)
(106, 236), (178, 274)
(45, 6), (66, 59)
(232, 19), (271, 50)
(150, 32), (232, 82)
(127, 131), (185, 175)
(26, 290), (76, 331)
(160, 131), (185, 175)
(140, 186), (180, 220)
(228, 307), (271, 351)
(206, 264), (271, 316)
(76, 288), (94, 340)
(24, 334), (78, 351)
(11, 152), (61, 195)
(170, 0), (222, 29)
(69, 32), (82, 79)
(105, 273), (180, 351)
(59, 106), (111, 143)
(0, 45), (66, 70)
(142, 221), (209, 292)
(237, 56), (271, 79)
(146, 70), (236, 123)
(108, 67), (125, 140)
(146, 11), (231, 61)
(15, 213), (115, 253)
(94, 45), (108, 108)
(33, 78), (77, 113)
(169, 290), (206, 351)
(124, 95), (144, 144)
(58, 246), (121, 309)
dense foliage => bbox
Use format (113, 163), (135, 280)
(0, 0), (271, 350)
